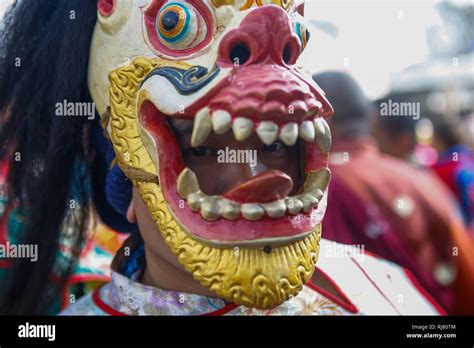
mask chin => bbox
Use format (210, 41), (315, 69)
(136, 176), (322, 309)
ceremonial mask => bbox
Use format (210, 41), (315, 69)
(89, 0), (333, 309)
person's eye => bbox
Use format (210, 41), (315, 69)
(190, 146), (212, 157)
(262, 141), (287, 153)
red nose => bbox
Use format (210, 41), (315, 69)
(218, 6), (302, 67)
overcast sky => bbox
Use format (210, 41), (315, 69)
(302, 0), (450, 98)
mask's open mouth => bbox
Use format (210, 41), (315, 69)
(137, 65), (333, 248)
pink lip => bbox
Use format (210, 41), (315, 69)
(138, 68), (332, 244)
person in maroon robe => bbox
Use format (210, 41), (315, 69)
(314, 71), (474, 315)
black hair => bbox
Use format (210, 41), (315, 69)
(430, 111), (469, 149)
(313, 71), (372, 139)
(375, 96), (417, 139)
(0, 0), (98, 314)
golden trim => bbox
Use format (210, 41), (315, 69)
(107, 57), (191, 180)
(210, 0), (237, 8)
(136, 179), (321, 309)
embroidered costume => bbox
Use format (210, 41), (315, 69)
(62, 239), (442, 315)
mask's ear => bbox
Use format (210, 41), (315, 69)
(127, 195), (137, 223)
(98, 0), (116, 17)
(97, 0), (132, 34)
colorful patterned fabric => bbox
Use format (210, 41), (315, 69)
(431, 145), (474, 231)
(0, 159), (125, 313)
(58, 223), (128, 310)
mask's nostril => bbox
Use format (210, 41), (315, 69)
(283, 43), (293, 65)
(229, 42), (251, 66)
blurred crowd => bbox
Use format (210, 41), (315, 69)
(314, 71), (474, 315)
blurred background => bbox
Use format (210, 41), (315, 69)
(300, 0), (474, 315)
(300, 0), (473, 225)
(303, 0), (473, 98)
(302, 0), (473, 166)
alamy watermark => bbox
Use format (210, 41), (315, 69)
(0, 242), (38, 262)
(217, 147), (257, 168)
(323, 243), (365, 261)
(55, 99), (96, 120)
(18, 322), (55, 342)
(380, 99), (420, 120)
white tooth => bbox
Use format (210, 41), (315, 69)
(301, 194), (319, 213)
(313, 118), (332, 154)
(264, 200), (287, 218)
(201, 196), (221, 221)
(279, 122), (298, 146)
(299, 121), (315, 141)
(256, 121), (279, 145)
(241, 203), (265, 221)
(188, 192), (205, 212)
(310, 189), (324, 201)
(303, 168), (331, 193)
(285, 197), (303, 215)
(212, 110), (232, 135)
(177, 168), (200, 199)
(232, 117), (254, 141)
(306, 109), (318, 118)
(191, 107), (212, 147)
(220, 199), (240, 220)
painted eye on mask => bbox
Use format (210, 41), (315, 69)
(157, 2), (201, 49)
(145, 0), (212, 57)
(293, 21), (310, 52)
